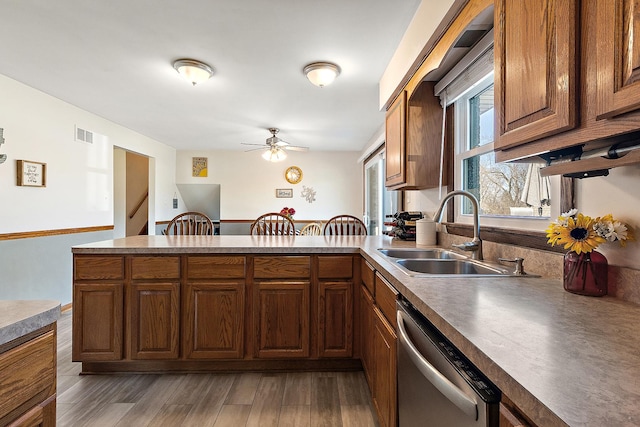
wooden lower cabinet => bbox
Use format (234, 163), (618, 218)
(72, 282), (123, 361)
(183, 281), (245, 359)
(254, 281), (310, 358)
(360, 284), (375, 387)
(0, 326), (57, 426)
(129, 282), (180, 359)
(360, 259), (398, 427)
(372, 306), (398, 427)
(318, 281), (353, 358)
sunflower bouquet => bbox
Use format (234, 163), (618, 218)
(546, 209), (633, 253)
(546, 209), (633, 296)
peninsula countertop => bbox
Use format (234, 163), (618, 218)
(0, 300), (61, 346)
(73, 235), (640, 426)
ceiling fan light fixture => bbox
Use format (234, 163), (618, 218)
(173, 59), (214, 85)
(262, 147), (287, 162)
(303, 62), (341, 87)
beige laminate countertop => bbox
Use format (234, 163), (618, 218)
(0, 300), (61, 346)
(73, 235), (640, 427)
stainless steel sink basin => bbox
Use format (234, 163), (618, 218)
(395, 259), (511, 277)
(377, 248), (465, 260)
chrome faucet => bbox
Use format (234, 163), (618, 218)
(432, 190), (483, 260)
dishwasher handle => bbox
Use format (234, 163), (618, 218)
(397, 310), (478, 420)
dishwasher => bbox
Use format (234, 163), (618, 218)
(396, 298), (501, 426)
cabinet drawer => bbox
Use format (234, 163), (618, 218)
(0, 330), (55, 422)
(361, 258), (375, 295)
(318, 256), (353, 279)
(187, 256), (246, 279)
(375, 273), (399, 329)
(254, 256), (310, 278)
(75, 256), (124, 280)
(131, 256), (180, 280)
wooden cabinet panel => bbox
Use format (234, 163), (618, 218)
(131, 256), (180, 280)
(254, 256), (311, 279)
(318, 281), (353, 358)
(184, 281), (245, 359)
(596, 0), (640, 119)
(499, 402), (531, 427)
(255, 281), (310, 358)
(74, 256), (124, 280)
(0, 330), (55, 425)
(385, 83), (444, 190)
(385, 91), (406, 188)
(494, 0), (577, 149)
(318, 256), (353, 279)
(374, 273), (399, 329)
(73, 283), (123, 361)
(373, 306), (397, 427)
(360, 284), (375, 388)
(130, 282), (180, 359)
(361, 259), (375, 295)
(187, 256), (246, 279)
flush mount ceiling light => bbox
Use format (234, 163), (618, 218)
(262, 146), (287, 162)
(303, 62), (341, 88)
(173, 59), (214, 86)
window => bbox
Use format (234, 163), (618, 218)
(435, 34), (556, 229)
(455, 76), (550, 218)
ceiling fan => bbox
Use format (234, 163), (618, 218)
(242, 128), (309, 161)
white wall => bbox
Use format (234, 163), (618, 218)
(0, 74), (178, 303)
(0, 74), (177, 233)
(379, 0), (456, 109)
(175, 150), (363, 221)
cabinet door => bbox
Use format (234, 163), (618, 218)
(385, 91), (407, 188)
(499, 402), (532, 427)
(130, 282), (180, 359)
(494, 0), (577, 149)
(372, 306), (397, 427)
(360, 284), (375, 388)
(184, 281), (245, 359)
(255, 281), (310, 358)
(595, 0), (640, 119)
(318, 281), (353, 358)
(72, 283), (123, 361)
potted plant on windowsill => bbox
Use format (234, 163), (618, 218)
(546, 209), (634, 296)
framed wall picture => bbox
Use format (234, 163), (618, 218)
(192, 157), (208, 177)
(276, 188), (293, 198)
(17, 160), (46, 187)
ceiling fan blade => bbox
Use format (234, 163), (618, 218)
(244, 147), (268, 152)
(284, 146), (309, 152)
(241, 142), (267, 147)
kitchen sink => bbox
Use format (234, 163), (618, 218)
(377, 248), (465, 260)
(395, 259), (511, 277)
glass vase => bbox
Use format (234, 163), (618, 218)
(563, 250), (608, 297)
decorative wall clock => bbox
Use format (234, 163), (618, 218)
(285, 166), (303, 184)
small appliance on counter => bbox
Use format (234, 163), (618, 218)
(385, 211), (423, 240)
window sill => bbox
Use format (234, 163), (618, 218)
(443, 222), (565, 253)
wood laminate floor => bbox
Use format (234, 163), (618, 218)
(56, 311), (379, 427)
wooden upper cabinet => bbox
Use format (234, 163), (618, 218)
(385, 90), (406, 188)
(494, 0), (578, 150)
(385, 83), (444, 190)
(595, 0), (640, 119)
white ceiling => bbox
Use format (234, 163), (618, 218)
(0, 0), (421, 153)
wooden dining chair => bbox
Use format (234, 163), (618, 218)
(299, 222), (323, 236)
(250, 212), (296, 235)
(164, 211), (214, 235)
(323, 215), (367, 236)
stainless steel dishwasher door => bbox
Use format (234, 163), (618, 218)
(397, 299), (500, 427)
